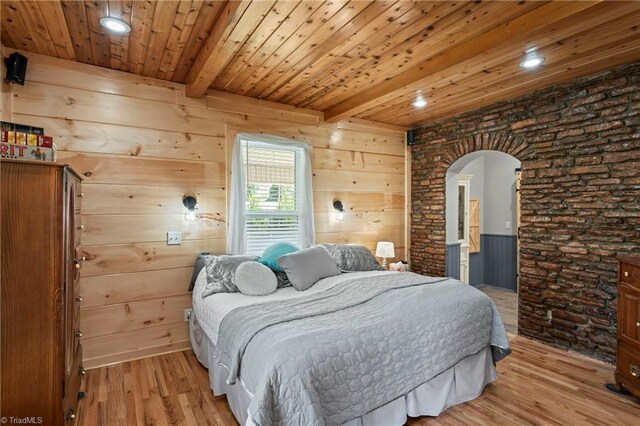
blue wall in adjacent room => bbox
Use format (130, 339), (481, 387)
(468, 234), (517, 290)
(445, 243), (461, 279)
(447, 235), (517, 290)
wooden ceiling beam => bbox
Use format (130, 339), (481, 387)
(359, 2), (640, 124)
(226, 0), (347, 95)
(416, 37), (640, 125)
(155, 1), (212, 81)
(185, 0), (250, 98)
(322, 1), (603, 123)
(171, 1), (226, 82)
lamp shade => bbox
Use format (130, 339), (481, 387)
(375, 241), (395, 258)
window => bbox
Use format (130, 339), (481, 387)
(242, 140), (303, 255)
(227, 133), (314, 256)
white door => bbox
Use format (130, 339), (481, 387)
(458, 175), (472, 284)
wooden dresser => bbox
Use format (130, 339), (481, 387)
(615, 256), (640, 397)
(1, 159), (85, 424)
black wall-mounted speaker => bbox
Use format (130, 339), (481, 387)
(4, 52), (28, 86)
(407, 129), (415, 146)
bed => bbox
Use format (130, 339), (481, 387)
(190, 268), (510, 426)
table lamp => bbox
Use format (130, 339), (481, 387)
(375, 241), (395, 269)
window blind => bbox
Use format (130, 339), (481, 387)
(242, 141), (301, 255)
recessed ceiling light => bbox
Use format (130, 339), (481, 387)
(412, 97), (428, 108)
(519, 55), (544, 69)
(100, 17), (131, 34)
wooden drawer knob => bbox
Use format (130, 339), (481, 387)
(79, 365), (86, 376)
(77, 225), (85, 231)
(66, 409), (76, 421)
(631, 364), (640, 378)
(78, 192), (84, 198)
(75, 330), (82, 338)
(76, 294), (83, 303)
(623, 271), (629, 277)
(636, 320), (640, 328)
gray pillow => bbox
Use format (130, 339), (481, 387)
(202, 255), (259, 298)
(276, 245), (341, 291)
(322, 244), (384, 272)
(235, 262), (278, 296)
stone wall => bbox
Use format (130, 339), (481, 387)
(411, 61), (640, 362)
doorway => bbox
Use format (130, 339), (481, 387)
(445, 151), (521, 334)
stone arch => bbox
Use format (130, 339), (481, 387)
(441, 131), (535, 168)
(410, 130), (534, 279)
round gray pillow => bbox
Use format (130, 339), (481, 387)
(235, 261), (278, 296)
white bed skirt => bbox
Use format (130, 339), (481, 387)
(190, 314), (497, 426)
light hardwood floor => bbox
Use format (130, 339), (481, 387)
(75, 337), (640, 425)
(477, 284), (518, 335)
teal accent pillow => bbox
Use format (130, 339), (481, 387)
(261, 242), (299, 272)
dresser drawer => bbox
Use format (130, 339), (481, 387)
(617, 344), (640, 393)
(620, 261), (640, 288)
(618, 283), (640, 346)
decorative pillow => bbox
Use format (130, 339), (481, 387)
(202, 255), (259, 298)
(276, 245), (341, 291)
(322, 244), (384, 272)
(235, 262), (278, 296)
(261, 242), (299, 272)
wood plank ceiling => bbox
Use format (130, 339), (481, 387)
(2, 1), (640, 127)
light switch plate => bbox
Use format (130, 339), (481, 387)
(167, 231), (182, 245)
(184, 308), (193, 322)
(505, 221), (511, 229)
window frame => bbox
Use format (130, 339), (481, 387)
(241, 139), (305, 255)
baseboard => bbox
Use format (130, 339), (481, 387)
(83, 339), (191, 370)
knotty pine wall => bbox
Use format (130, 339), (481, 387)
(1, 48), (407, 369)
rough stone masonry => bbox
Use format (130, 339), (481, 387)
(411, 61), (640, 362)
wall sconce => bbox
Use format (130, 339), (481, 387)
(333, 200), (345, 220)
(183, 195), (199, 221)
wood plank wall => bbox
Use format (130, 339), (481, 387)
(1, 48), (407, 369)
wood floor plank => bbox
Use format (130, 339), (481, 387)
(477, 284), (518, 335)
(76, 327), (640, 426)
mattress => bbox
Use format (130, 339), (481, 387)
(192, 268), (395, 345)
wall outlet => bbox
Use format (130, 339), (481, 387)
(505, 221), (511, 229)
(167, 231), (182, 245)
(184, 308), (193, 322)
